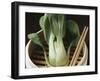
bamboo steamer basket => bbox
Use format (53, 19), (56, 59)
(25, 39), (88, 68)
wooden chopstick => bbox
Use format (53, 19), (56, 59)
(73, 27), (88, 65)
(69, 26), (88, 66)
(69, 26), (86, 66)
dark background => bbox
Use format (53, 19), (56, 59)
(25, 12), (89, 65)
(25, 13), (44, 45)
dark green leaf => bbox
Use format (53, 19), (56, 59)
(66, 20), (80, 36)
(39, 14), (51, 43)
(66, 20), (80, 45)
(28, 33), (43, 47)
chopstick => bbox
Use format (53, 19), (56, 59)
(69, 26), (88, 66)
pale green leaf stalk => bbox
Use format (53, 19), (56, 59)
(54, 36), (69, 66)
(48, 32), (56, 66)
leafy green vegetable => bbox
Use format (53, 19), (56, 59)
(28, 14), (80, 67)
(39, 14), (69, 66)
